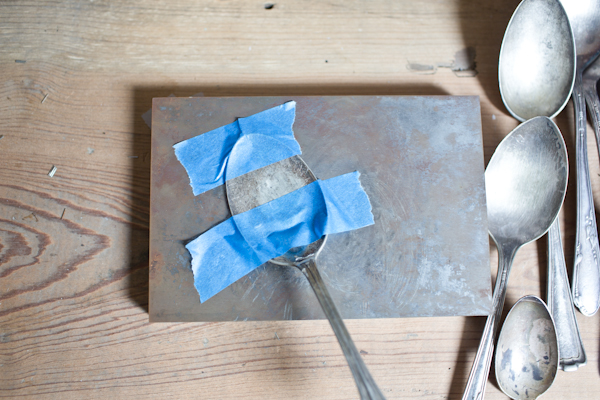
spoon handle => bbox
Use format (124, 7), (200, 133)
(547, 218), (587, 370)
(299, 259), (386, 400)
(584, 74), (600, 171)
(572, 74), (600, 317)
(462, 244), (517, 400)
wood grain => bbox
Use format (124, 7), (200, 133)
(1, 0), (599, 398)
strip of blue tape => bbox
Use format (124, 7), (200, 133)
(173, 101), (301, 196)
(187, 171), (374, 302)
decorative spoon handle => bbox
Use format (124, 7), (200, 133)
(572, 74), (600, 317)
(300, 259), (386, 400)
(584, 72), (600, 167)
(462, 243), (518, 400)
(547, 218), (587, 370)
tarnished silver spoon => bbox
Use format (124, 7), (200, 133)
(560, 0), (600, 317)
(498, 0), (585, 371)
(495, 295), (559, 400)
(226, 155), (385, 400)
(461, 117), (568, 400)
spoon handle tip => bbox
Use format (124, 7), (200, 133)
(547, 220), (587, 370)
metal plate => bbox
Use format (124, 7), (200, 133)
(149, 96), (491, 322)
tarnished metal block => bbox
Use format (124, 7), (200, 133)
(149, 96), (491, 322)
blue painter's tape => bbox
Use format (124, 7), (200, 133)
(187, 171), (374, 302)
(186, 218), (263, 303)
(173, 101), (301, 196)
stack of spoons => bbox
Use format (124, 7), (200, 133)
(462, 0), (600, 398)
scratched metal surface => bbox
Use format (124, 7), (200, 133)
(149, 96), (491, 322)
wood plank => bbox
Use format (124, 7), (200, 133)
(1, 0), (599, 398)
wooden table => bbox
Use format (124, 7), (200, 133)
(1, 1), (599, 398)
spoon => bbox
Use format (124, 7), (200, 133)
(495, 295), (559, 399)
(584, 55), (600, 180)
(498, 0), (585, 371)
(499, 0), (574, 121)
(560, 0), (600, 317)
(226, 155), (385, 400)
(461, 117), (568, 400)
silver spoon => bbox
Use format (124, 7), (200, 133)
(560, 0), (600, 317)
(584, 56), (600, 186)
(498, 0), (585, 371)
(499, 0), (574, 121)
(495, 295), (559, 400)
(461, 117), (568, 400)
(226, 155), (385, 400)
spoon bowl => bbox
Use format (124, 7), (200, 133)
(495, 295), (559, 400)
(485, 117), (568, 245)
(499, 0), (575, 121)
(560, 0), (600, 70)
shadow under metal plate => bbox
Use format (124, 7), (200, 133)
(149, 96), (491, 322)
